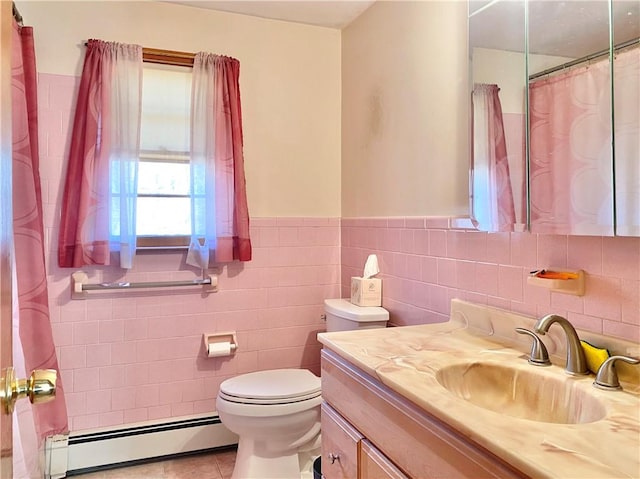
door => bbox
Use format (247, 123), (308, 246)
(0, 1), (14, 477)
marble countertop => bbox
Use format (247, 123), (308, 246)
(317, 300), (640, 479)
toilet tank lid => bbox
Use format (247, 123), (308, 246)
(324, 299), (389, 322)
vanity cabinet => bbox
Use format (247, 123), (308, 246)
(320, 349), (526, 479)
(322, 402), (407, 479)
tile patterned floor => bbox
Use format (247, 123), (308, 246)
(71, 448), (236, 479)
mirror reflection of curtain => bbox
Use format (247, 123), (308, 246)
(529, 55), (614, 235)
(471, 83), (516, 232)
(614, 45), (639, 236)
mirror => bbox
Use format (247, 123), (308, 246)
(469, 0), (527, 232)
(528, 0), (613, 236)
(612, 1), (640, 236)
(469, 0), (640, 236)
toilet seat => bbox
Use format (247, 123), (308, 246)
(219, 368), (321, 405)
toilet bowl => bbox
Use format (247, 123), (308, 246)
(216, 369), (322, 479)
(217, 299), (389, 479)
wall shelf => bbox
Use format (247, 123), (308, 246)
(527, 269), (585, 296)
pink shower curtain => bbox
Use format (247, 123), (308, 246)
(187, 54), (251, 267)
(613, 46), (640, 236)
(12, 20), (68, 441)
(529, 55), (614, 235)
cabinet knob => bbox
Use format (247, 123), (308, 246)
(328, 452), (340, 464)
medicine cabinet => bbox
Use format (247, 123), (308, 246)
(469, 0), (639, 236)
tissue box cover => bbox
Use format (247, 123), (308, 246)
(350, 277), (382, 307)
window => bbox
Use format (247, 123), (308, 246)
(136, 63), (192, 247)
(59, 42), (251, 268)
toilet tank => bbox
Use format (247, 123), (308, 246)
(324, 299), (389, 332)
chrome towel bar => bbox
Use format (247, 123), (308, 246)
(71, 271), (218, 299)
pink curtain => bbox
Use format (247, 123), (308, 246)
(471, 84), (516, 231)
(529, 56), (614, 235)
(188, 54), (251, 267)
(58, 40), (142, 268)
(11, 20), (68, 441)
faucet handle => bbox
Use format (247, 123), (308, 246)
(515, 328), (551, 366)
(594, 355), (640, 391)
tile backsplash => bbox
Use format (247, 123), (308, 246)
(46, 217), (339, 431)
(341, 217), (640, 343)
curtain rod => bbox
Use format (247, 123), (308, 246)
(143, 47), (195, 67)
(529, 37), (639, 81)
(12, 2), (23, 26)
(83, 42), (195, 67)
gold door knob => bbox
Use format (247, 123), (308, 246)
(1, 367), (57, 414)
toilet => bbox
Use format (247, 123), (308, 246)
(216, 298), (389, 479)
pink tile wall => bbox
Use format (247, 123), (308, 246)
(342, 218), (640, 343)
(38, 72), (640, 433)
(38, 73), (339, 431)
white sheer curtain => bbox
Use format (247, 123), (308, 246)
(187, 54), (217, 268)
(187, 52), (252, 268)
(107, 43), (143, 268)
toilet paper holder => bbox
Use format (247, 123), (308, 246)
(203, 332), (238, 357)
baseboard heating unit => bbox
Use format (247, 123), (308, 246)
(44, 413), (238, 479)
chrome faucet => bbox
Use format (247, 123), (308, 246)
(534, 314), (588, 375)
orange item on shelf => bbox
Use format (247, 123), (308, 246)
(531, 269), (578, 279)
(532, 270), (579, 280)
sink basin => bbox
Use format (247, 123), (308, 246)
(435, 361), (606, 424)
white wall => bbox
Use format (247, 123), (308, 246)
(473, 47), (574, 114)
(341, 0), (470, 217)
(17, 0), (342, 218)
(473, 48), (526, 114)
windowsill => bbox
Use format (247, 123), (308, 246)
(136, 245), (189, 252)
(136, 235), (190, 249)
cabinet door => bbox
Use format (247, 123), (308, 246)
(321, 402), (363, 479)
(360, 440), (408, 479)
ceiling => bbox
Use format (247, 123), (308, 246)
(163, 1), (639, 56)
(471, 0), (639, 59)
(162, 1), (376, 29)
